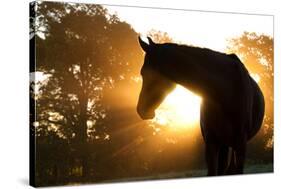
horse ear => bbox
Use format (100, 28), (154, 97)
(147, 37), (155, 45)
(138, 36), (150, 52)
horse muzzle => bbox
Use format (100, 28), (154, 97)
(137, 107), (155, 120)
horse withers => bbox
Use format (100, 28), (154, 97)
(136, 36), (265, 176)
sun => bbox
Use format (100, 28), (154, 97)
(151, 85), (202, 129)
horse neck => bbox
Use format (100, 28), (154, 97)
(159, 46), (237, 101)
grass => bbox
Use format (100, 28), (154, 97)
(112, 162), (273, 182)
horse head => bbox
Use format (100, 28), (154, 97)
(137, 37), (176, 119)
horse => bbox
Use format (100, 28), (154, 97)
(136, 36), (265, 176)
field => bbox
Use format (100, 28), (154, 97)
(98, 163), (273, 184)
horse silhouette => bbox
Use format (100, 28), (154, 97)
(136, 37), (265, 176)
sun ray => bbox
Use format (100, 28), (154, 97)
(152, 85), (201, 129)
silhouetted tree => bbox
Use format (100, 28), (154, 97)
(31, 1), (143, 182)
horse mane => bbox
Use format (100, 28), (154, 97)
(158, 42), (250, 75)
(160, 42), (229, 59)
(155, 42), (252, 102)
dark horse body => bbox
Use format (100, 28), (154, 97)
(137, 37), (264, 176)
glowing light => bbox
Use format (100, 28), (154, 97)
(250, 73), (260, 83)
(152, 85), (201, 128)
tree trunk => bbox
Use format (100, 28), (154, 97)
(74, 94), (90, 181)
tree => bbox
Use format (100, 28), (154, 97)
(31, 1), (143, 182)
